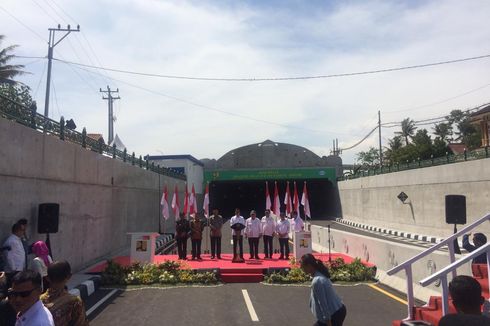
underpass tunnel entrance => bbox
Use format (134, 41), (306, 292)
(209, 179), (339, 219)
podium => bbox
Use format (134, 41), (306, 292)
(128, 232), (159, 264)
(293, 231), (312, 259)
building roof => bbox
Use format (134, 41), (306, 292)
(87, 133), (105, 144)
(470, 104), (490, 118)
(109, 134), (126, 150)
(145, 154), (204, 167)
(448, 143), (466, 155)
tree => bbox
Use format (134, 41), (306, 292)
(395, 118), (417, 146)
(0, 35), (25, 84)
(433, 122), (452, 143)
(412, 129), (433, 160)
(384, 135), (403, 164)
(356, 147), (380, 166)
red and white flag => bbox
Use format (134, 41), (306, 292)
(161, 185), (170, 220)
(189, 184), (197, 215)
(301, 181), (311, 219)
(183, 184), (189, 216)
(284, 181), (292, 217)
(273, 181), (280, 216)
(265, 181), (272, 211)
(203, 183), (210, 217)
(171, 184), (180, 218)
(293, 181), (301, 218)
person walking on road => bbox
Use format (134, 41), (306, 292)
(175, 213), (191, 260)
(276, 212), (291, 260)
(209, 209), (224, 259)
(230, 209), (246, 263)
(261, 209), (275, 259)
(245, 210), (261, 260)
(190, 214), (204, 260)
(301, 253), (346, 326)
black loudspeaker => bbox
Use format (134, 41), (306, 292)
(38, 203), (59, 233)
(445, 195), (466, 225)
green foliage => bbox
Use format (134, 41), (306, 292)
(356, 147), (380, 166)
(0, 35), (26, 84)
(0, 83), (33, 107)
(101, 260), (218, 286)
(395, 118), (417, 145)
(264, 258), (376, 284)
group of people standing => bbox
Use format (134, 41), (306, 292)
(1, 219), (88, 326)
(174, 207), (305, 262)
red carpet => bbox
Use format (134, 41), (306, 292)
(88, 252), (373, 283)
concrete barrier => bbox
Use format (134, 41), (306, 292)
(311, 224), (472, 302)
(0, 117), (185, 271)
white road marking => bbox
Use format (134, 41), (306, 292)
(87, 289), (118, 316)
(242, 289), (259, 322)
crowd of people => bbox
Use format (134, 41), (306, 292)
(174, 208), (306, 262)
(1, 219), (88, 326)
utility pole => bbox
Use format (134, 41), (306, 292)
(100, 86), (120, 144)
(44, 24), (80, 119)
(378, 110), (383, 166)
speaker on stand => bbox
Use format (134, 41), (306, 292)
(445, 195), (466, 255)
(38, 203), (60, 258)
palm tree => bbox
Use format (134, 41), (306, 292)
(384, 135), (403, 164)
(395, 118), (417, 146)
(433, 122), (452, 143)
(0, 35), (25, 84)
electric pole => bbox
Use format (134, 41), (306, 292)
(44, 24), (80, 119)
(100, 86), (120, 144)
(378, 110), (383, 166)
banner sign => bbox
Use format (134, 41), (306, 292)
(204, 167), (336, 182)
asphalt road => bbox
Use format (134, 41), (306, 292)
(88, 283), (406, 326)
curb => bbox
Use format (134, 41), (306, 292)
(69, 276), (101, 301)
(335, 218), (444, 244)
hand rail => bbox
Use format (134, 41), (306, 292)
(386, 212), (490, 320)
(419, 243), (490, 316)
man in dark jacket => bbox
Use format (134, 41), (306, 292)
(463, 233), (487, 264)
(175, 213), (191, 260)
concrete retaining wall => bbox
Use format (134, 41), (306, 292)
(311, 224), (472, 302)
(339, 159), (490, 238)
(0, 117), (185, 271)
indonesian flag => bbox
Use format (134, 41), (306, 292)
(161, 185), (170, 220)
(183, 184), (189, 215)
(189, 184), (197, 215)
(301, 181), (311, 218)
(203, 183), (210, 217)
(273, 181), (280, 216)
(284, 181), (292, 216)
(265, 181), (272, 211)
(293, 181), (301, 218)
(171, 184), (180, 218)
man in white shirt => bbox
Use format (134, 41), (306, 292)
(276, 212), (291, 260)
(261, 209), (276, 259)
(8, 270), (54, 326)
(230, 208), (246, 262)
(291, 211), (305, 232)
(3, 223), (26, 285)
(245, 210), (262, 260)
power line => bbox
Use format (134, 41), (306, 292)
(34, 60), (47, 98)
(0, 5), (46, 42)
(51, 53), (490, 82)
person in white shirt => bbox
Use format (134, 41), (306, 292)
(291, 211), (305, 232)
(276, 212), (291, 260)
(3, 223), (26, 286)
(230, 208), (246, 262)
(261, 209), (276, 259)
(8, 270), (54, 326)
(245, 210), (262, 260)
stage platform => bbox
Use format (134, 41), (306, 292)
(88, 252), (373, 274)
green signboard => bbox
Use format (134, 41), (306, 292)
(204, 167), (336, 182)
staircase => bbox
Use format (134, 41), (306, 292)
(393, 264), (489, 325)
(220, 268), (264, 283)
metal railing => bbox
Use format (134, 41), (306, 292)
(339, 147), (490, 181)
(386, 212), (490, 320)
(0, 93), (186, 180)
(419, 243), (490, 316)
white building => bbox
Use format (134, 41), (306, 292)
(145, 154), (204, 195)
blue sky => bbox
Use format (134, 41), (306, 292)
(1, 0), (490, 163)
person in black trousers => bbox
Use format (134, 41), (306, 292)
(209, 209), (224, 259)
(245, 210), (261, 260)
(230, 209), (246, 262)
(276, 212), (291, 260)
(190, 214), (204, 260)
(175, 213), (190, 260)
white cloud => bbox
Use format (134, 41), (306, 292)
(2, 0), (490, 163)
